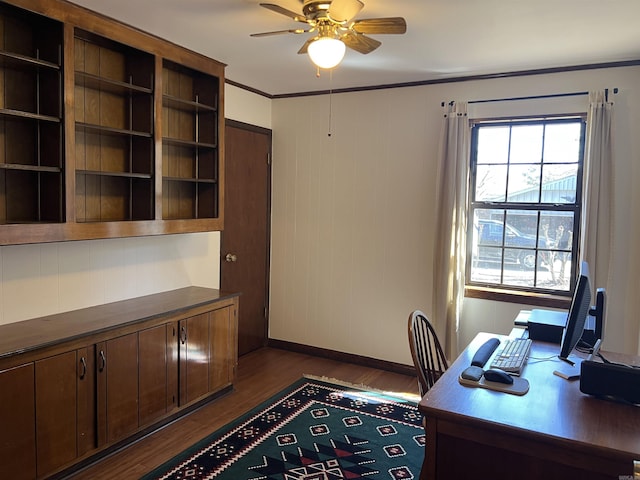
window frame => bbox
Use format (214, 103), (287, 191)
(465, 115), (587, 302)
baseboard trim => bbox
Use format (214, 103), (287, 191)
(267, 339), (416, 377)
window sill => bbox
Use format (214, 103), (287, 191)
(465, 285), (571, 309)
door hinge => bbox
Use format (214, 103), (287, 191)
(267, 153), (271, 165)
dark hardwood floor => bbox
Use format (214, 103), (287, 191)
(67, 346), (420, 479)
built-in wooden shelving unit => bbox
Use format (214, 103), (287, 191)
(0, 0), (226, 245)
(162, 60), (219, 220)
(0, 3), (63, 225)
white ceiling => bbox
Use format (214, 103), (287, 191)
(67, 0), (640, 97)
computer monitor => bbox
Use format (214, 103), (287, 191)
(558, 261), (592, 366)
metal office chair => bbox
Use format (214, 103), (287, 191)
(408, 310), (448, 397)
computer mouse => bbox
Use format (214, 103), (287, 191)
(483, 369), (514, 385)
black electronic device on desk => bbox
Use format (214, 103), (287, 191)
(580, 360), (640, 404)
(578, 339), (640, 404)
(527, 309), (567, 343)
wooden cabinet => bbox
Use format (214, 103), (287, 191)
(32, 348), (97, 478)
(139, 323), (179, 426)
(76, 346), (97, 457)
(0, 3), (63, 226)
(99, 334), (140, 444)
(210, 306), (237, 392)
(25, 324), (181, 478)
(35, 352), (78, 475)
(74, 31), (155, 222)
(179, 306), (237, 407)
(0, 0), (225, 245)
(179, 312), (211, 405)
(0, 363), (36, 480)
(0, 287), (238, 479)
(162, 61), (220, 220)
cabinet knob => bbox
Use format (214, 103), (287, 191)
(225, 253), (237, 262)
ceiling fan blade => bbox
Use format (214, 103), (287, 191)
(297, 37), (314, 55)
(351, 17), (407, 35)
(251, 29), (308, 37)
(341, 31), (381, 54)
(259, 3), (307, 23)
(327, 0), (364, 22)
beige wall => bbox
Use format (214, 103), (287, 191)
(0, 233), (221, 325)
(270, 66), (640, 364)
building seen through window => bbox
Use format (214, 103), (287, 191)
(467, 117), (586, 294)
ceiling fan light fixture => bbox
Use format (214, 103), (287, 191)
(307, 36), (346, 69)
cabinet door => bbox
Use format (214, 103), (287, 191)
(166, 322), (179, 413)
(77, 346), (97, 457)
(209, 306), (235, 392)
(98, 334), (139, 443)
(139, 324), (177, 426)
(35, 351), (77, 476)
(179, 312), (210, 405)
(34, 347), (97, 477)
(0, 363), (36, 480)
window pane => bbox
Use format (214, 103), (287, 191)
(475, 164), (507, 201)
(543, 123), (582, 164)
(510, 125), (543, 164)
(541, 212), (574, 289)
(507, 164), (541, 202)
(477, 126), (509, 164)
(541, 164), (578, 203)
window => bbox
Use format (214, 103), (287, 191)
(467, 117), (586, 295)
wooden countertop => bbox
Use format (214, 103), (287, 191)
(0, 287), (239, 360)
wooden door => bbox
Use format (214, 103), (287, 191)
(77, 345), (97, 457)
(166, 322), (179, 414)
(139, 325), (171, 426)
(102, 334), (139, 443)
(179, 313), (210, 405)
(209, 306), (234, 391)
(35, 352), (77, 476)
(222, 120), (271, 355)
(0, 363), (36, 480)
(33, 348), (97, 476)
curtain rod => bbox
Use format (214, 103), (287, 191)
(441, 87), (618, 107)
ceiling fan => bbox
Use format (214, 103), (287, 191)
(251, 0), (407, 69)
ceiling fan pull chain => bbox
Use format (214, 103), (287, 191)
(328, 69), (333, 137)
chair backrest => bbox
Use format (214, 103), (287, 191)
(408, 310), (448, 397)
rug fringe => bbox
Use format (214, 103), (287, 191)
(302, 373), (421, 403)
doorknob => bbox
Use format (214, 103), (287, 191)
(225, 253), (237, 262)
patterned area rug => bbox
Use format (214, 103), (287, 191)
(141, 376), (425, 479)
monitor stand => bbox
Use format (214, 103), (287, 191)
(552, 340), (602, 381)
(554, 355), (583, 380)
(559, 355), (575, 367)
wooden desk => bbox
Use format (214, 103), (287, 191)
(418, 332), (640, 480)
